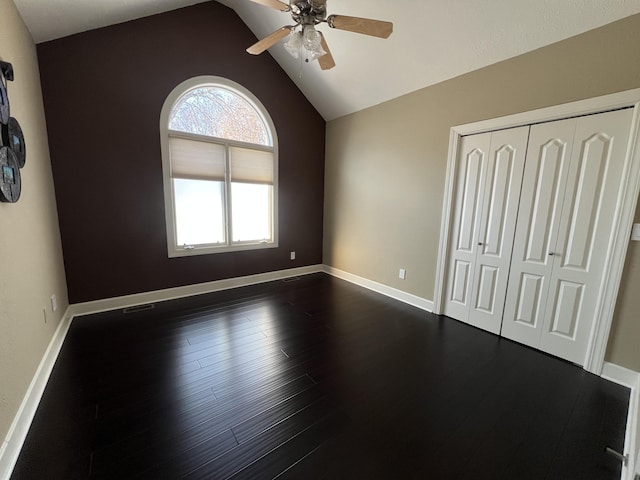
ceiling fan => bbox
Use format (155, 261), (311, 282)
(245, 0), (393, 70)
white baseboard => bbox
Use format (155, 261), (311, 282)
(603, 362), (640, 480)
(322, 265), (434, 312)
(0, 309), (73, 480)
(69, 264), (324, 317)
(603, 362), (640, 389)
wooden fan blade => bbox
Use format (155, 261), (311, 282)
(327, 15), (393, 39)
(318, 33), (336, 70)
(247, 0), (290, 11)
(246, 27), (294, 55)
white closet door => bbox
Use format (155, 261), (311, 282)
(444, 127), (528, 333)
(501, 118), (577, 348)
(467, 127), (529, 333)
(539, 108), (634, 364)
(444, 133), (492, 322)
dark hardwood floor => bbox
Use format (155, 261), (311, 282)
(12, 273), (629, 479)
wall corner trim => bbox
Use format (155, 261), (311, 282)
(602, 362), (640, 480)
(0, 309), (74, 480)
(322, 265), (434, 312)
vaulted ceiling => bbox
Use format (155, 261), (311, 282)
(14, 0), (640, 120)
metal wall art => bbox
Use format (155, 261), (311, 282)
(0, 60), (25, 203)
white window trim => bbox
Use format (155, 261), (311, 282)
(160, 76), (279, 258)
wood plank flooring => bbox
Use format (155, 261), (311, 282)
(11, 273), (629, 479)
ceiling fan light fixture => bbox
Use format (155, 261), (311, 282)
(284, 31), (303, 58)
(306, 43), (326, 62)
(284, 25), (326, 62)
(302, 25), (326, 60)
(302, 25), (321, 50)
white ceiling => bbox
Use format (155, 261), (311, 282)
(14, 0), (640, 120)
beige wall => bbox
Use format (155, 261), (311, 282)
(0, 0), (68, 444)
(324, 14), (640, 371)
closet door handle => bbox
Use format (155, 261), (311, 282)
(548, 252), (554, 256)
(478, 242), (483, 246)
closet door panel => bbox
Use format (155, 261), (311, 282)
(523, 138), (571, 262)
(482, 143), (521, 256)
(457, 149), (484, 252)
(514, 273), (545, 327)
(444, 133), (491, 321)
(474, 265), (498, 311)
(540, 108), (634, 364)
(559, 133), (613, 270)
(548, 280), (583, 337)
(468, 126), (529, 334)
(500, 118), (577, 347)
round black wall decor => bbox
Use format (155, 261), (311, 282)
(6, 117), (25, 168)
(0, 146), (21, 203)
(0, 60), (24, 203)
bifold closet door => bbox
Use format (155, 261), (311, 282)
(444, 126), (529, 334)
(501, 108), (634, 365)
(500, 118), (577, 349)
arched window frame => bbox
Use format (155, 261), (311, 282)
(160, 76), (278, 257)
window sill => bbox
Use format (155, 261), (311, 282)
(168, 241), (278, 258)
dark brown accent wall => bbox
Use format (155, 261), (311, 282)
(37, 1), (325, 304)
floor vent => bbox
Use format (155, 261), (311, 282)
(282, 276), (301, 283)
(122, 303), (155, 314)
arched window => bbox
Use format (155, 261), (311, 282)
(160, 77), (278, 257)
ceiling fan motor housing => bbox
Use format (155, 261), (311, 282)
(290, 0), (326, 25)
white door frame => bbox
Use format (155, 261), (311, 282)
(433, 88), (640, 375)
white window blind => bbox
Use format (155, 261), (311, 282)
(230, 146), (274, 184)
(169, 136), (226, 181)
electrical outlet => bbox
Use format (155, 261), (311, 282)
(632, 223), (640, 241)
(399, 268), (406, 280)
(50, 294), (57, 312)
(290, 251), (296, 260)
